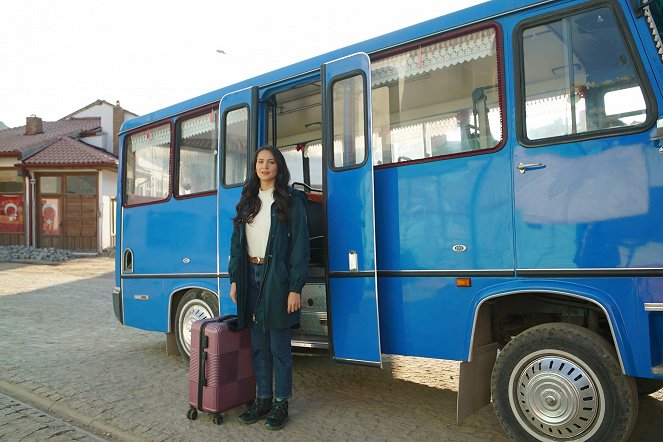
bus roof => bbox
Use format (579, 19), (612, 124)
(119, 0), (559, 134)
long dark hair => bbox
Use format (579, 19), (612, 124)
(233, 145), (291, 227)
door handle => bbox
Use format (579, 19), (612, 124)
(348, 250), (358, 272)
(517, 162), (544, 174)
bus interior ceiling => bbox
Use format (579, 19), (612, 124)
(270, 82), (322, 174)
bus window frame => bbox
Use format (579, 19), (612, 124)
(371, 22), (507, 170)
(173, 103), (219, 200)
(328, 69), (371, 173)
(221, 103), (251, 189)
(122, 120), (174, 208)
(513, 0), (658, 148)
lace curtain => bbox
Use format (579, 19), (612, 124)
(372, 28), (496, 87)
(130, 125), (171, 152)
(181, 111), (216, 139)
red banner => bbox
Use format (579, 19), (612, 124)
(41, 198), (61, 235)
(0, 195), (24, 233)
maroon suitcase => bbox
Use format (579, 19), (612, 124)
(186, 315), (255, 424)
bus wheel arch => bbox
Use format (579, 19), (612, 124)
(172, 288), (219, 360)
(490, 322), (637, 441)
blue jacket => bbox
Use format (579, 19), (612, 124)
(229, 187), (310, 330)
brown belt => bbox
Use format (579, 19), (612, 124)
(248, 256), (265, 265)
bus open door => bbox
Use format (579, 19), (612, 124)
(322, 53), (382, 367)
(217, 86), (258, 314)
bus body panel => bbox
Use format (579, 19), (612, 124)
(513, 135), (663, 270)
(377, 276), (510, 360)
(637, 276), (663, 373)
(120, 195), (217, 333)
(329, 277), (381, 363)
(326, 161), (377, 273)
(374, 148), (514, 272)
(121, 278), (166, 332)
(122, 277), (222, 334)
(217, 187), (242, 275)
(377, 274), (643, 376)
(121, 196), (217, 275)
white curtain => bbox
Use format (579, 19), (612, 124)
(226, 107), (248, 126)
(371, 28), (496, 87)
(181, 111), (216, 139)
(130, 125), (171, 152)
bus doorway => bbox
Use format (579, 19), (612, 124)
(265, 81), (327, 349)
(265, 53), (381, 366)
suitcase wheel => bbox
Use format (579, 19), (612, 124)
(212, 413), (224, 425)
(186, 406), (198, 420)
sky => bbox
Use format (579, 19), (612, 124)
(0, 0), (484, 128)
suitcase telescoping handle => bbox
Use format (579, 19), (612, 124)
(195, 315), (238, 411)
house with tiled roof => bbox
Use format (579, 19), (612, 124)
(0, 100), (137, 252)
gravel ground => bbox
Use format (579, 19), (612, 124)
(0, 245), (115, 263)
(0, 245), (76, 262)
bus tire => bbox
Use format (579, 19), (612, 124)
(491, 323), (637, 442)
(174, 289), (219, 360)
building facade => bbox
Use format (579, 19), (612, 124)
(0, 100), (136, 252)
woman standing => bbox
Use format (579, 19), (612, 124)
(228, 145), (309, 431)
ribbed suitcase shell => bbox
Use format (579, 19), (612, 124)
(188, 317), (255, 421)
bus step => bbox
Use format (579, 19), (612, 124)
(291, 335), (329, 349)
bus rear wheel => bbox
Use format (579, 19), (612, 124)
(175, 289), (219, 360)
(491, 323), (637, 442)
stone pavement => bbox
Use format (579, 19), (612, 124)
(0, 392), (104, 441)
(0, 258), (662, 441)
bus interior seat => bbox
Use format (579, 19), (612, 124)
(292, 182), (325, 267)
(305, 191), (325, 267)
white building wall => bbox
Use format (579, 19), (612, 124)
(99, 169), (118, 251)
(0, 157), (18, 167)
(79, 134), (105, 149)
(70, 103), (114, 153)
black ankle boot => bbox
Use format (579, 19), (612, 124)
(238, 397), (272, 424)
(264, 399), (288, 430)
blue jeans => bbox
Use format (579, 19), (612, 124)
(247, 263), (293, 400)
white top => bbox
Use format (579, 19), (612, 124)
(246, 188), (274, 258)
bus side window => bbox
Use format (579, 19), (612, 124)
(370, 25), (503, 165)
(176, 109), (218, 195)
(223, 107), (249, 186)
(332, 75), (366, 168)
(521, 7), (650, 142)
(124, 123), (171, 206)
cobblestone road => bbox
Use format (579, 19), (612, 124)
(0, 258), (662, 441)
(0, 392), (104, 441)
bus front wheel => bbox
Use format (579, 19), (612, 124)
(175, 289), (219, 360)
(491, 323), (637, 442)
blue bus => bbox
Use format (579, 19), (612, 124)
(113, 0), (663, 439)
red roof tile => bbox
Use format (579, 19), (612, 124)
(22, 137), (118, 168)
(0, 118), (101, 157)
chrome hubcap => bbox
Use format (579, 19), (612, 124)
(180, 301), (213, 355)
(515, 355), (599, 439)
